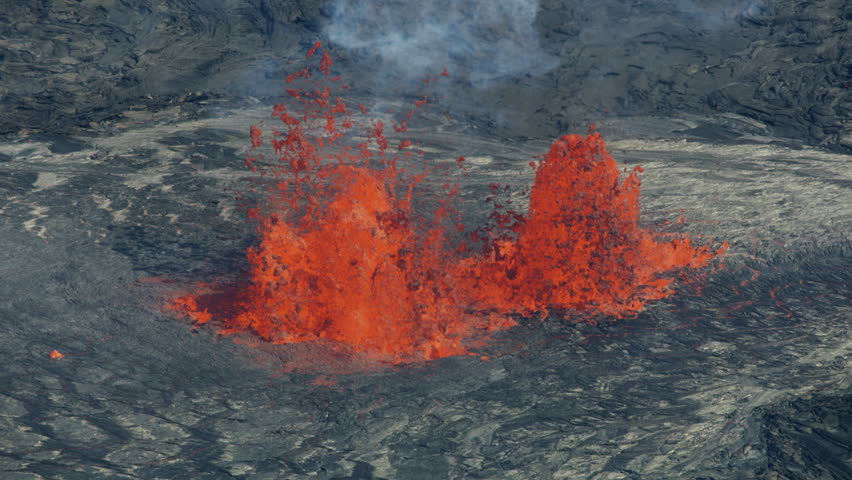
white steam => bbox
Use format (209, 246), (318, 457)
(323, 0), (558, 83)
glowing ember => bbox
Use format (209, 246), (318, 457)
(169, 44), (726, 364)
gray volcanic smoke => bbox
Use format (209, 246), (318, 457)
(323, 0), (559, 82)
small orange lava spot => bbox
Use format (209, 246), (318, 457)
(49, 349), (63, 360)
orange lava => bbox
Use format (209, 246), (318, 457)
(49, 349), (64, 360)
(459, 133), (724, 318)
(169, 44), (726, 364)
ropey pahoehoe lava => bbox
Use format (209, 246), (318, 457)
(169, 44), (727, 364)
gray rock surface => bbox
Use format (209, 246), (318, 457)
(1, 0), (849, 150)
(0, 98), (849, 478)
(0, 0), (323, 134)
(1, 1), (850, 478)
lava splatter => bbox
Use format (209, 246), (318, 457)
(169, 44), (726, 364)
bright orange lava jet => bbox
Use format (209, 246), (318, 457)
(169, 44), (726, 364)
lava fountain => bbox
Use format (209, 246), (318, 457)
(169, 43), (726, 364)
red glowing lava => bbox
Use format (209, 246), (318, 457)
(457, 133), (723, 318)
(169, 44), (726, 364)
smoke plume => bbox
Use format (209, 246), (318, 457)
(323, 0), (559, 83)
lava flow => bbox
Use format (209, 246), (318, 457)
(169, 43), (726, 364)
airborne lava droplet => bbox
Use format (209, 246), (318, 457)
(169, 45), (726, 365)
(306, 41), (322, 59)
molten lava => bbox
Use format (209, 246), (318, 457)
(170, 44), (726, 364)
(459, 133), (722, 318)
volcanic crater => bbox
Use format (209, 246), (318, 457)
(1, 1), (849, 479)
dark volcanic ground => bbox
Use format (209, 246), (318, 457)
(1, 0), (849, 151)
(0, 100), (849, 479)
(1, 1), (851, 479)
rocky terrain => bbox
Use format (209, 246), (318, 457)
(1, 0), (849, 150)
(0, 98), (849, 479)
(0, 1), (850, 479)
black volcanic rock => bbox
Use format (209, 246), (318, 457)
(760, 393), (852, 479)
(0, 0), (326, 134)
(0, 4), (850, 478)
(475, 0), (850, 151)
(0, 100), (849, 479)
(1, 0), (849, 151)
